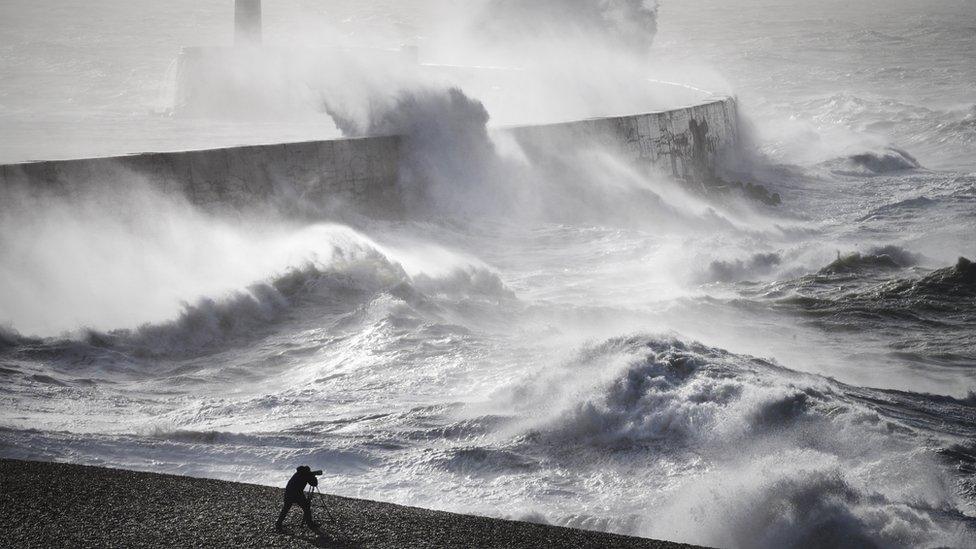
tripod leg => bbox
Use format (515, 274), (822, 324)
(307, 488), (344, 539)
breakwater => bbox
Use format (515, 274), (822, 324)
(0, 97), (737, 213)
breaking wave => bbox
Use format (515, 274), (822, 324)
(845, 147), (921, 174)
(819, 245), (922, 275)
(879, 256), (976, 300)
(3, 4), (976, 547)
(491, 335), (975, 547)
(701, 252), (783, 283)
(0, 231), (514, 360)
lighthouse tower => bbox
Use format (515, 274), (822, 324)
(173, 0), (417, 116)
(235, 0), (262, 45)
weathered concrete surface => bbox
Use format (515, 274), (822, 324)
(0, 135), (404, 215)
(0, 98), (737, 214)
(0, 459), (707, 549)
(507, 98), (737, 187)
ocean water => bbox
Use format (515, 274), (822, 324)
(1, 1), (975, 547)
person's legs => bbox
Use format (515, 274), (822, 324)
(299, 498), (316, 528)
(276, 501), (293, 530)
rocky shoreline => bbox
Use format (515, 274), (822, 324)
(0, 459), (705, 548)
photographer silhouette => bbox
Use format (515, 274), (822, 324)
(275, 465), (322, 532)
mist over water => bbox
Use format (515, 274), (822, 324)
(2, 1), (976, 547)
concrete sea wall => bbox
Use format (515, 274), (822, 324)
(0, 98), (737, 213)
(509, 97), (736, 186)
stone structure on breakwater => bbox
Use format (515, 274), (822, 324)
(0, 97), (737, 215)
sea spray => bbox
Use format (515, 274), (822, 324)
(2, 3), (976, 548)
(482, 335), (972, 547)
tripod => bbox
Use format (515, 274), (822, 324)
(305, 485), (346, 540)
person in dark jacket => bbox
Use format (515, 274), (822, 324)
(275, 465), (321, 532)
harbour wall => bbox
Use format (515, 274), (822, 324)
(0, 97), (737, 214)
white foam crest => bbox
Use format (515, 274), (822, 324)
(0, 176), (516, 338)
(648, 450), (968, 548)
(484, 335), (970, 546)
(492, 336), (809, 447)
